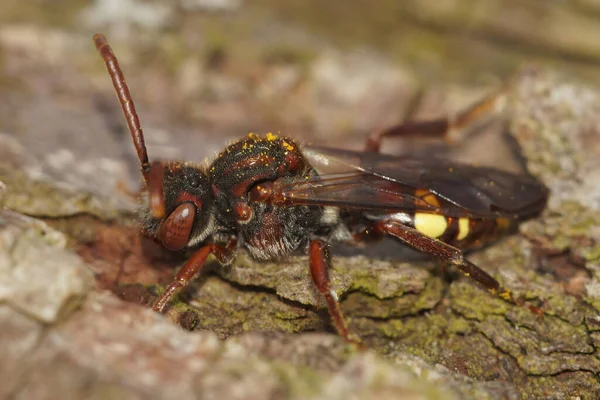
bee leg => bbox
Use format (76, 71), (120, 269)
(375, 219), (515, 303)
(309, 239), (356, 343)
(364, 84), (510, 153)
(152, 241), (235, 312)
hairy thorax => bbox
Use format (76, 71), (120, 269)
(208, 134), (334, 259)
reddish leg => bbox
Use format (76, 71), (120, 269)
(365, 85), (510, 153)
(373, 219), (514, 302)
(309, 239), (355, 343)
(153, 241), (236, 312)
(359, 219), (543, 314)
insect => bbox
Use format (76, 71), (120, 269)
(94, 34), (549, 343)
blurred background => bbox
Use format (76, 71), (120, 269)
(2, 0), (600, 203)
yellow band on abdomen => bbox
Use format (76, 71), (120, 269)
(414, 213), (448, 239)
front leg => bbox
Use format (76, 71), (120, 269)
(153, 240), (237, 312)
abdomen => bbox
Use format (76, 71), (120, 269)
(387, 211), (516, 250)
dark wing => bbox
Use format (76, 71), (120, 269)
(271, 145), (548, 219)
(271, 171), (471, 216)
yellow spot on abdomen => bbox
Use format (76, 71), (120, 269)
(414, 213), (448, 239)
(457, 217), (470, 241)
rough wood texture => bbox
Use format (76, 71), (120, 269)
(1, 2), (599, 399)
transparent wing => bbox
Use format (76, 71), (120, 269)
(272, 145), (549, 219)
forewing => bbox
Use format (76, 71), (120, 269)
(272, 171), (474, 217)
(295, 145), (548, 218)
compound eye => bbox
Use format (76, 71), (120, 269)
(158, 202), (196, 250)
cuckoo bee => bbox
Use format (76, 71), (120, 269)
(94, 34), (549, 343)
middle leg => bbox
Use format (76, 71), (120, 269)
(309, 239), (356, 343)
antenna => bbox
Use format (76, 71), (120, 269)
(94, 33), (150, 181)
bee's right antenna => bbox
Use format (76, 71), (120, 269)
(94, 33), (151, 182)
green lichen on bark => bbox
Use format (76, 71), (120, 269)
(0, 165), (115, 220)
(2, 69), (600, 398)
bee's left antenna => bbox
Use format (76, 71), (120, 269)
(94, 33), (151, 182)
